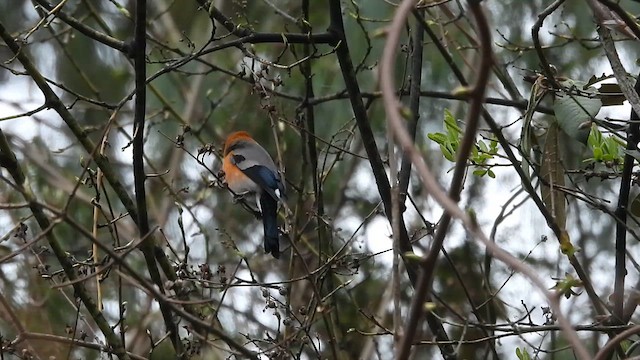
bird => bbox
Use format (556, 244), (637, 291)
(221, 131), (285, 258)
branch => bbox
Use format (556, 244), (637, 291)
(379, 1), (590, 359)
(131, 0), (181, 353)
(594, 325), (640, 360)
(32, 0), (128, 53)
(598, 23), (640, 118)
(299, 1), (344, 358)
(531, 0), (565, 89)
(593, 0), (640, 40)
(598, 24), (640, 326)
(51, 210), (260, 359)
(0, 9), (188, 353)
(0, 127), (130, 360)
(202, 1), (338, 45)
(327, 0), (421, 286)
(398, 9), (425, 203)
(393, 0), (494, 356)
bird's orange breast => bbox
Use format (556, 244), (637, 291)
(222, 152), (254, 193)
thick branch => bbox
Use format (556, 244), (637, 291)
(132, 0), (181, 354)
(327, 0), (420, 285)
(598, 24), (640, 326)
(612, 74), (640, 322)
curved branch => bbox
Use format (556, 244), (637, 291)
(531, 0), (565, 89)
(379, 1), (591, 359)
(594, 325), (640, 360)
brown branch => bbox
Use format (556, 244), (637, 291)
(48, 210), (261, 359)
(0, 128), (129, 359)
(201, 1), (337, 45)
(594, 0), (640, 40)
(0, 9), (195, 353)
(327, 0), (421, 287)
(379, 1), (591, 359)
(398, 10), (425, 203)
(594, 325), (640, 360)
(131, 0), (181, 354)
(531, 0), (565, 89)
(393, 0), (495, 356)
(598, 24), (640, 327)
(16, 332), (146, 360)
(32, 0), (129, 53)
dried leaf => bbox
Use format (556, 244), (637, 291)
(540, 123), (566, 230)
(598, 83), (627, 106)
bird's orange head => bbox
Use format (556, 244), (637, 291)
(223, 131), (255, 155)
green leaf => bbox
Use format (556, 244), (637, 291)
(478, 140), (489, 152)
(473, 169), (487, 177)
(471, 145), (479, 158)
(587, 125), (602, 148)
(427, 132), (448, 145)
(593, 147), (604, 161)
(540, 123), (566, 230)
(516, 347), (531, 360)
(551, 272), (583, 298)
(441, 144), (455, 162)
(444, 109), (462, 136)
(604, 137), (620, 159)
(489, 138), (499, 153)
(554, 80), (602, 144)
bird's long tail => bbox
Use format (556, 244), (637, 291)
(259, 193), (280, 258)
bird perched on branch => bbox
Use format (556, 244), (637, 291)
(222, 131), (285, 258)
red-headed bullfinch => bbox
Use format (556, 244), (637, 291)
(222, 131), (285, 258)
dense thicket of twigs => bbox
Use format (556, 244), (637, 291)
(1, 0), (640, 359)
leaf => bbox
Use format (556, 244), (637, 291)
(586, 73), (615, 87)
(478, 140), (489, 152)
(593, 147), (604, 161)
(588, 125), (602, 148)
(473, 169), (487, 177)
(551, 271), (582, 297)
(630, 193), (640, 217)
(443, 109), (462, 136)
(540, 123), (566, 230)
(516, 347), (531, 360)
(553, 85), (601, 144)
(598, 83), (627, 106)
(441, 144), (455, 162)
(427, 132), (447, 145)
(623, 149), (640, 162)
(559, 229), (575, 256)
